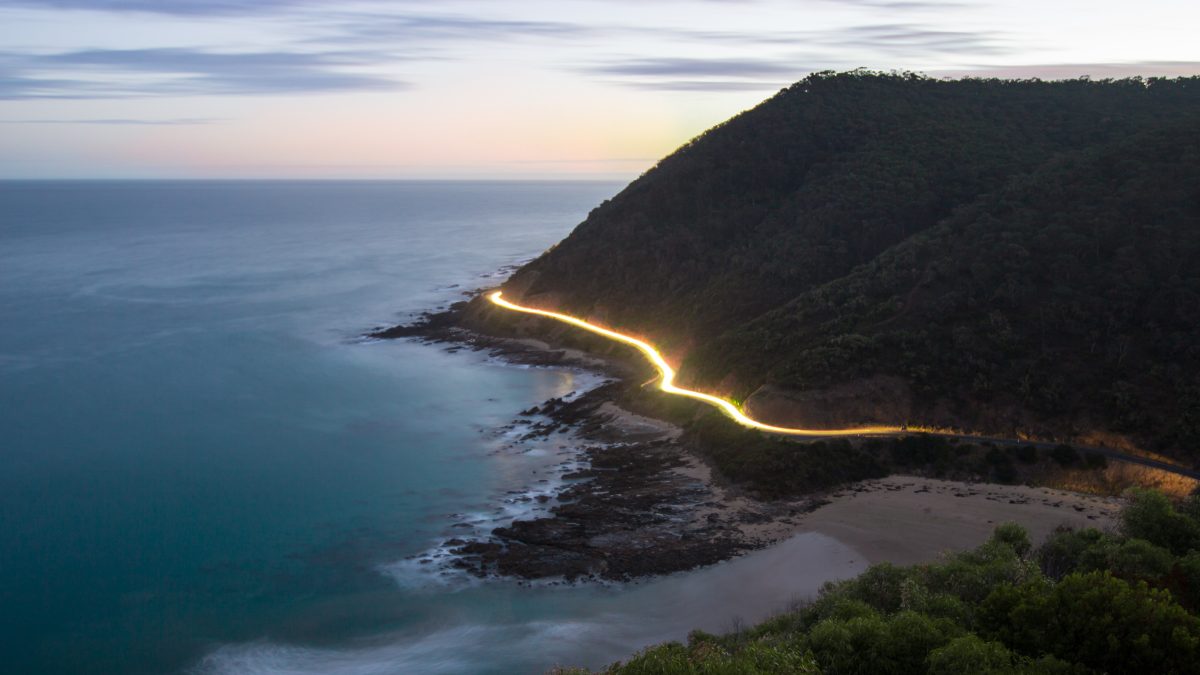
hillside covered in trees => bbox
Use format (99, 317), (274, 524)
(497, 71), (1200, 461)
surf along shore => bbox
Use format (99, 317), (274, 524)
(368, 291), (1190, 582)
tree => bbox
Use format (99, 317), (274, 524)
(926, 635), (1015, 674)
(980, 571), (1200, 673)
(1121, 488), (1200, 556)
(992, 522), (1032, 557)
(1037, 527), (1116, 579)
(1109, 538), (1175, 581)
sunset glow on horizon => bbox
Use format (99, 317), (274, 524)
(1, 0), (1197, 179)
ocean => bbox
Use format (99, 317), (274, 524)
(0, 181), (864, 674)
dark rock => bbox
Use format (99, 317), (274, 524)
(448, 438), (760, 581)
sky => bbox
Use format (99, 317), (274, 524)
(0, 0), (1197, 179)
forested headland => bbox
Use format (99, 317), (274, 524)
(493, 71), (1200, 463)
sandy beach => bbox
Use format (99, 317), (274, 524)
(795, 475), (1121, 565)
(593, 400), (1124, 568)
(544, 349), (1154, 567)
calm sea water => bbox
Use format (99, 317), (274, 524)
(0, 181), (864, 675)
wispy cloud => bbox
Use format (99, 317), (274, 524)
(0, 48), (405, 99)
(840, 24), (1009, 56)
(665, 23), (1009, 55)
(3, 0), (970, 22)
(1, 2), (1008, 98)
(316, 13), (594, 43)
(0, 117), (223, 124)
(579, 20), (1011, 91)
(844, 0), (971, 9)
(0, 6), (601, 99)
(619, 79), (791, 92)
(932, 61), (1200, 80)
(586, 57), (802, 78)
(0, 0), (311, 15)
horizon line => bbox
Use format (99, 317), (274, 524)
(0, 176), (632, 182)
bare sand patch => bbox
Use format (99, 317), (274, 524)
(591, 404), (1124, 569)
(797, 475), (1121, 566)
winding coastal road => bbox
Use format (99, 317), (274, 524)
(489, 291), (1200, 481)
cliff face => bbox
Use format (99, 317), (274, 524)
(500, 72), (1200, 459)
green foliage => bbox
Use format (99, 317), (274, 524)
(805, 610), (958, 674)
(684, 414), (887, 497)
(926, 636), (1081, 675)
(917, 536), (1038, 606)
(585, 489), (1200, 675)
(1121, 488), (1200, 555)
(835, 563), (909, 613)
(606, 637), (820, 674)
(979, 571), (1200, 673)
(1109, 538), (1176, 581)
(991, 523), (1032, 558)
(1037, 526), (1119, 580)
(1178, 551), (1200, 611)
(925, 635), (1016, 674)
(686, 414), (1051, 499)
(1038, 525), (1176, 583)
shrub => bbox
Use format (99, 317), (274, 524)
(609, 638), (821, 674)
(1121, 488), (1200, 555)
(806, 611), (957, 675)
(979, 571), (1200, 673)
(1036, 526), (1117, 579)
(926, 635), (1015, 674)
(991, 522), (1032, 557)
(1178, 551), (1200, 611)
(1108, 538), (1175, 581)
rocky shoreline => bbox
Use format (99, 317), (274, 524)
(370, 305), (823, 582)
(449, 386), (827, 581)
(368, 298), (1141, 583)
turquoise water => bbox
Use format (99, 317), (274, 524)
(0, 181), (864, 674)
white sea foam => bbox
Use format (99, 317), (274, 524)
(196, 533), (868, 674)
(378, 398), (596, 591)
(196, 619), (618, 675)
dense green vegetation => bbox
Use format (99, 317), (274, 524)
(684, 413), (1106, 498)
(498, 71), (1200, 460)
(562, 489), (1200, 674)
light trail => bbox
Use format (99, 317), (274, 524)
(485, 291), (1200, 481)
(489, 291), (932, 437)
(479, 290), (1200, 481)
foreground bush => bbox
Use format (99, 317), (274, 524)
(584, 489), (1200, 674)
